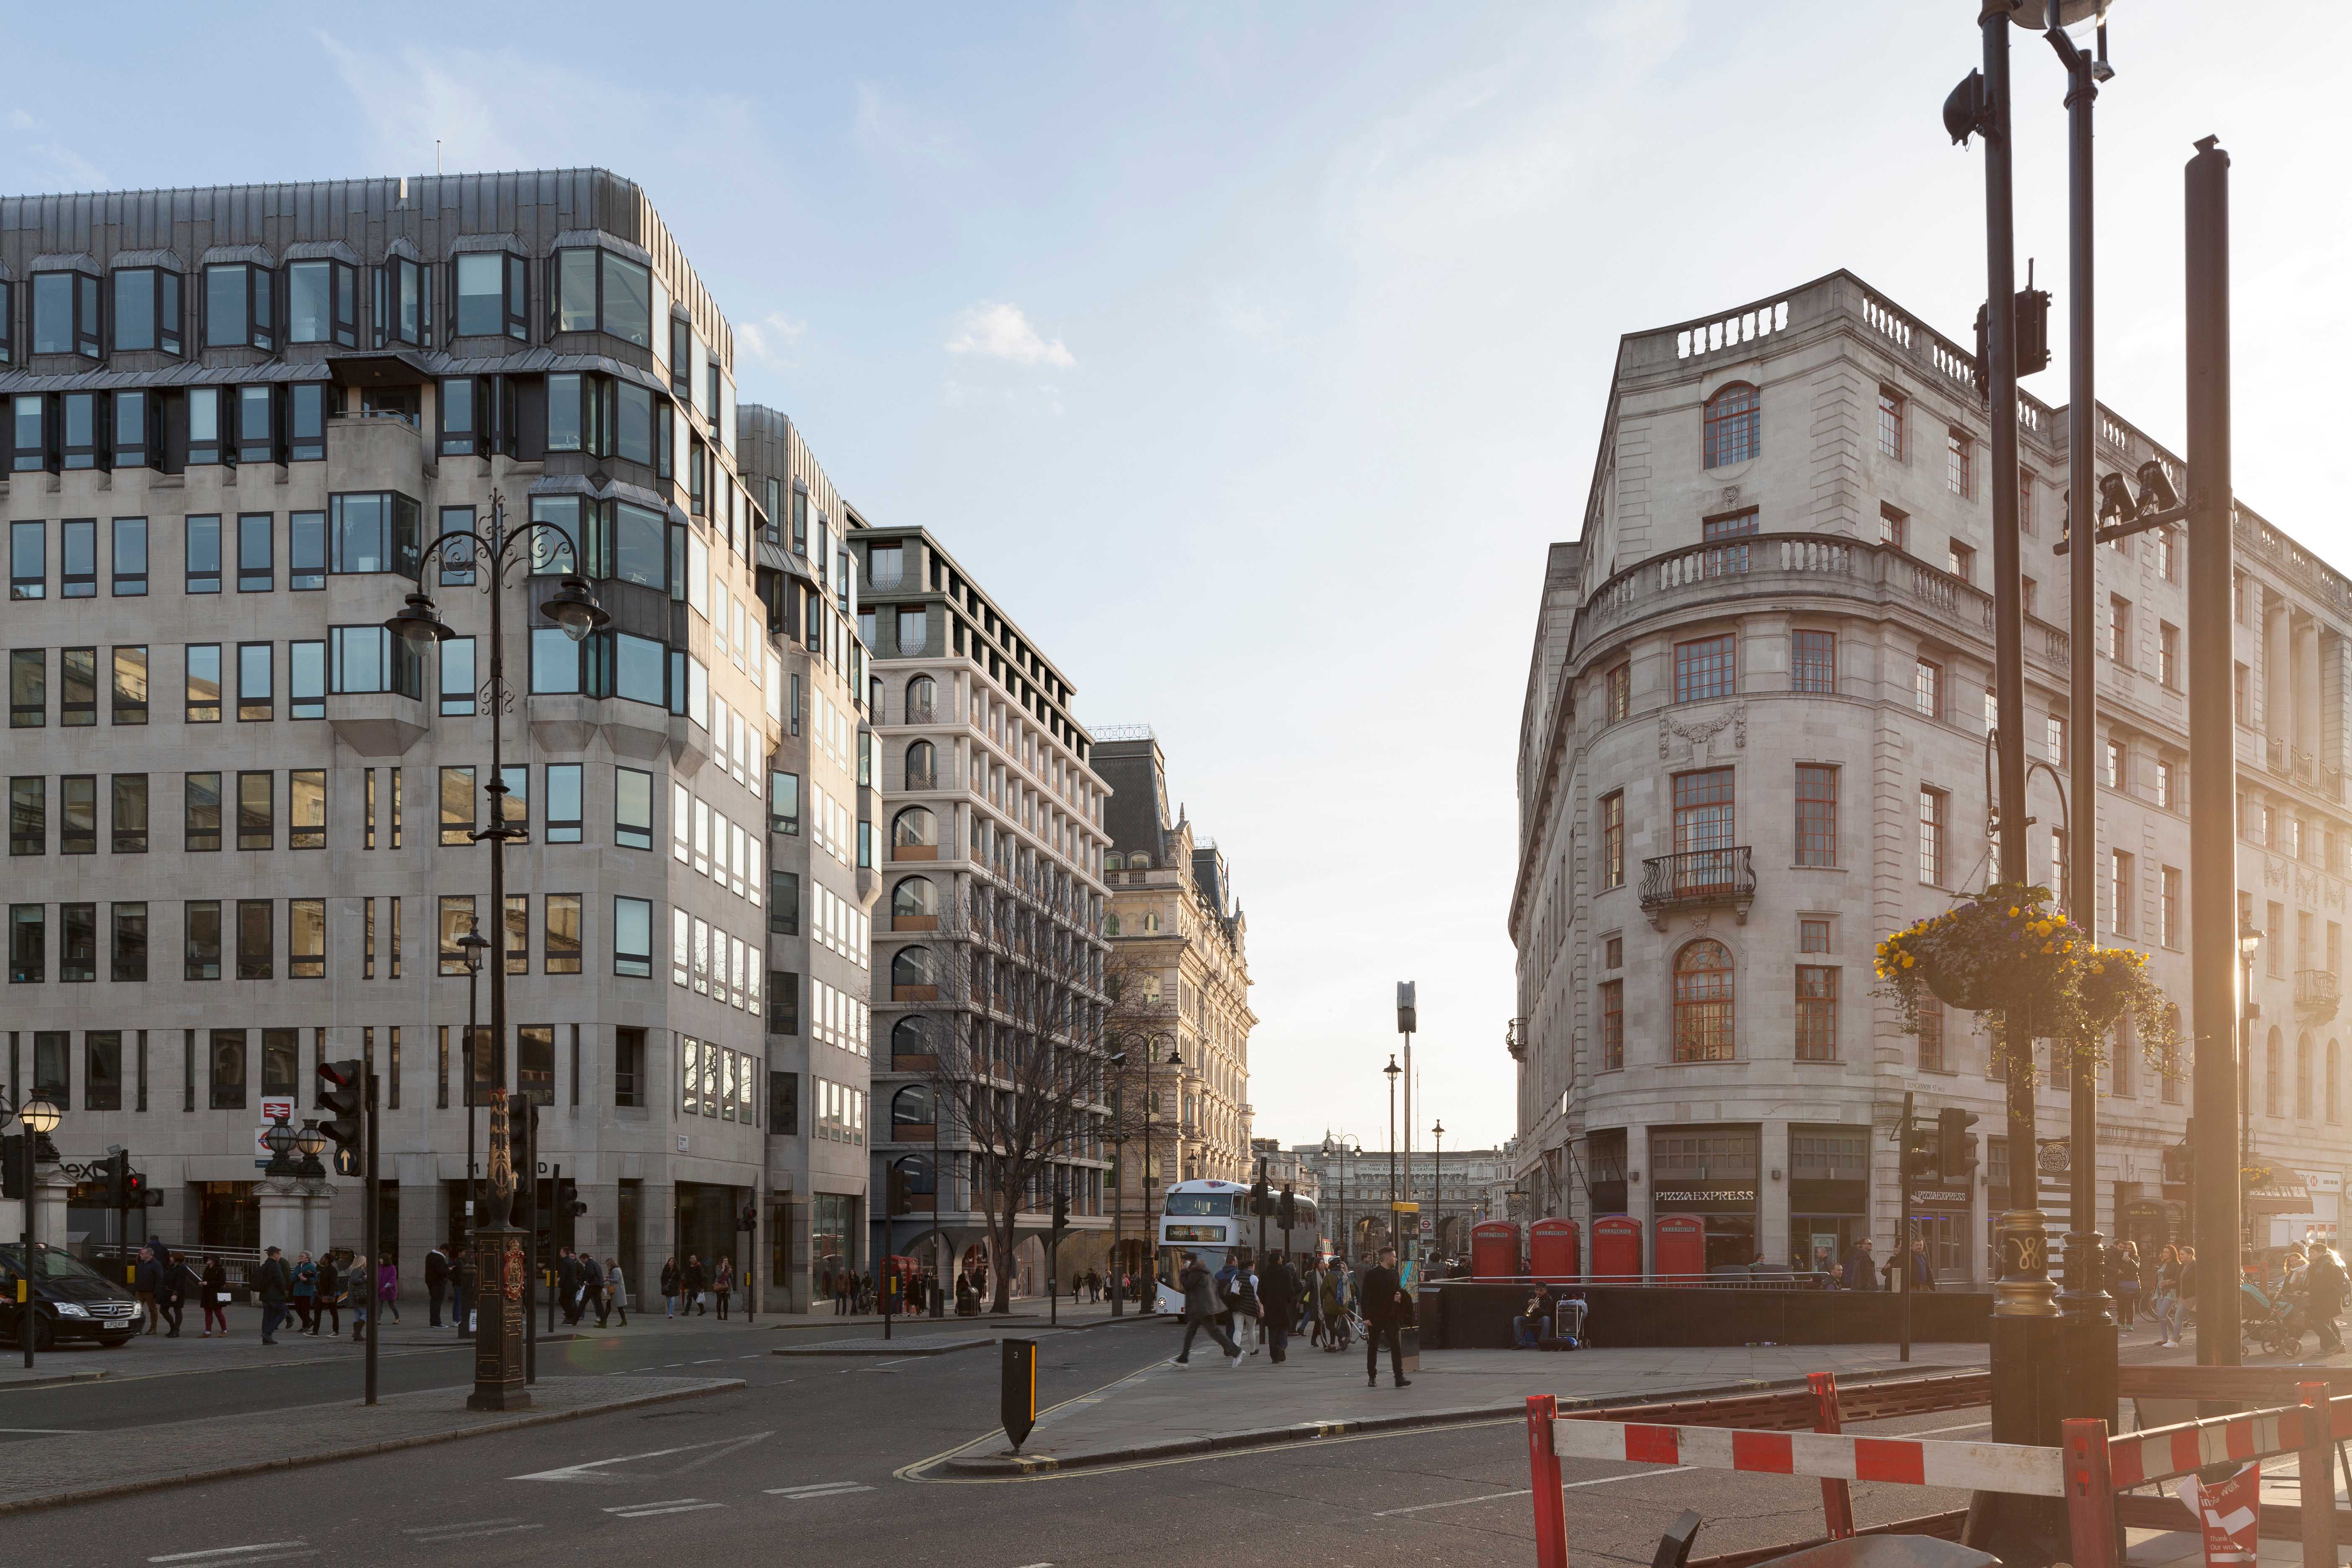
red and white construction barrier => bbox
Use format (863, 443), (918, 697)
(1544, 1415), (2064, 1496)
(2106, 1394), (2352, 1488)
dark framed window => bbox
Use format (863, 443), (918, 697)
(440, 766), (475, 846)
(517, 1024), (555, 1105)
(61, 394), (103, 470)
(112, 773), (148, 852)
(112, 516), (148, 595)
(328, 492), (422, 576)
(453, 251), (529, 340)
(10, 519), (44, 599)
(1702, 382), (1759, 468)
(544, 371), (614, 457)
(59, 646), (96, 725)
(769, 869), (800, 935)
(328, 625), (419, 699)
(1792, 629), (1834, 694)
(60, 775), (95, 854)
(289, 902), (325, 979)
(616, 767), (653, 850)
(8, 905), (43, 982)
(204, 263), (274, 351)
(545, 763), (583, 843)
(10, 648), (44, 727)
(769, 771), (800, 836)
(1599, 789), (1624, 890)
(438, 894), (477, 976)
(209, 1027), (246, 1107)
(237, 511), (273, 591)
(614, 896), (652, 977)
(60, 903), (96, 982)
(10, 394), (50, 472)
(32, 1033), (67, 1104)
(113, 266), (183, 355)
(551, 248), (652, 346)
(183, 773), (221, 852)
(282, 509), (325, 591)
(288, 382), (328, 461)
(439, 637), (476, 716)
(372, 255), (431, 348)
(505, 893), (529, 976)
(235, 899), (272, 979)
(235, 386), (277, 465)
(1599, 978), (1624, 1070)
(545, 894), (583, 974)
(186, 387), (227, 466)
(286, 259), (357, 347)
(113, 390), (150, 469)
(1674, 633), (1735, 702)
(184, 901), (222, 980)
(1795, 763), (1838, 867)
(439, 376), (478, 457)
(289, 770), (325, 849)
(32, 270), (101, 358)
(237, 770), (273, 851)
(185, 513), (222, 593)
(615, 1028), (645, 1107)
(236, 642), (272, 720)
(1795, 966), (1839, 1060)
(184, 645), (221, 722)
(499, 765), (529, 846)
(111, 903), (147, 983)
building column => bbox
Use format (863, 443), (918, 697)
(33, 1167), (69, 1254)
(299, 1183), (335, 1259)
(2266, 598), (2292, 749)
(2296, 615), (2322, 770)
(1759, 1121), (1791, 1268)
(257, 1178), (307, 1260)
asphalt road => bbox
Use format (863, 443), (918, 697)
(2, 1320), (1988, 1568)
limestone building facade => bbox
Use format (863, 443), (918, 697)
(1511, 270), (2352, 1284)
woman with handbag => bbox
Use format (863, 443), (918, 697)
(291, 1252), (319, 1335)
(377, 1257), (401, 1322)
(347, 1252), (369, 1341)
(713, 1256), (734, 1320)
(200, 1255), (231, 1337)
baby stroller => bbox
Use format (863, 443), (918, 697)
(2239, 1278), (2300, 1359)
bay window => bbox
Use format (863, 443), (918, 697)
(453, 251), (528, 340)
(285, 258), (357, 347)
(12, 393), (50, 471)
(32, 270), (100, 358)
(288, 382), (327, 461)
(440, 376), (477, 457)
(329, 625), (419, 699)
(373, 255), (430, 348)
(550, 247), (652, 346)
(112, 266), (183, 355)
(328, 491), (422, 576)
(236, 386), (278, 464)
(204, 262), (274, 351)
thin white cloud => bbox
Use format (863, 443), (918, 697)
(7, 106), (108, 189)
(945, 302), (1076, 369)
(735, 311), (809, 371)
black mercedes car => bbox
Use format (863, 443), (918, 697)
(0, 1243), (142, 1349)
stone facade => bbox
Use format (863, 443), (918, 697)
(0, 172), (874, 1311)
(1511, 270), (2352, 1285)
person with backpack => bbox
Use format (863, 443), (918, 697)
(1170, 1252), (1240, 1367)
(1220, 1253), (1262, 1355)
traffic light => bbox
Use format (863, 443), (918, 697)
(0, 1134), (22, 1201)
(1278, 1184), (1297, 1232)
(739, 1201), (758, 1234)
(101, 1150), (129, 1207)
(1901, 1119), (1940, 1184)
(1937, 1108), (1979, 1181)
(316, 1058), (365, 1154)
(126, 1168), (158, 1207)
(1250, 1175), (1273, 1217)
(556, 1177), (585, 1219)
(1051, 1188), (1069, 1230)
(1975, 284), (2053, 394)
(2161, 1144), (2193, 1186)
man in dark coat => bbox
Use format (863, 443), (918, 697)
(557, 1248), (583, 1325)
(1171, 1252), (1240, 1365)
(1842, 1237), (1878, 1291)
(1257, 1251), (1302, 1364)
(256, 1246), (294, 1345)
(424, 1244), (450, 1328)
(1360, 1246), (1412, 1389)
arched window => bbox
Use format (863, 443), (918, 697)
(891, 1015), (933, 1065)
(1703, 382), (1760, 469)
(1105, 852), (1124, 871)
(892, 945), (936, 998)
(1104, 913), (1122, 936)
(892, 1083), (936, 1127)
(2297, 1032), (2314, 1120)
(1672, 939), (1734, 1062)
(905, 674), (936, 723)
(2329, 1039), (2341, 1124)
(904, 740), (937, 789)
(2265, 1026), (2284, 1117)
(891, 876), (938, 928)
(892, 806), (937, 855)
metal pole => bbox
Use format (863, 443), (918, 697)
(1434, 1125), (1443, 1263)
(523, 1099), (537, 1383)
(547, 1162), (560, 1336)
(932, 1100), (944, 1318)
(2184, 134), (2240, 1368)
(364, 1065), (379, 1406)
(1901, 1090), (1914, 1365)
(1109, 1083), (1123, 1317)
(19, 1124), (33, 1370)
(464, 949), (477, 1339)
(1142, 1048), (1154, 1308)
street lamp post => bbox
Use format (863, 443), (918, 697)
(457, 918), (488, 1340)
(2240, 931), (2262, 1257)
(1432, 1120), (1445, 1265)
(1384, 1057), (1401, 1231)
(2, 1091), (62, 1369)
(387, 490), (606, 1412)
(1107, 1054), (1129, 1316)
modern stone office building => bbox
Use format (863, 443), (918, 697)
(1510, 269), (2351, 1284)
(849, 522), (1116, 1296)
(0, 170), (875, 1310)
(1093, 727), (1256, 1277)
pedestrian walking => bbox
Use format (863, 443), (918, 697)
(1842, 1236), (1878, 1291)
(2169, 1246), (2199, 1348)
(1170, 1252), (1241, 1367)
(452, 1247), (476, 1335)
(660, 1256), (681, 1319)
(256, 1246), (294, 1344)
(684, 1254), (709, 1315)
(425, 1244), (451, 1328)
(2110, 1240), (2141, 1327)
(291, 1252), (319, 1334)
(604, 1257), (630, 1326)
(1258, 1250), (1301, 1364)
(347, 1252), (370, 1340)
(377, 1256), (401, 1322)
(200, 1255), (231, 1337)
(834, 1268), (852, 1315)
(316, 1253), (342, 1336)
(135, 1241), (164, 1335)
(2307, 1244), (2347, 1354)
(159, 1251), (194, 1337)
(714, 1256), (734, 1319)
(1361, 1245), (1412, 1388)
(557, 1248), (583, 1326)
(579, 1252), (605, 1327)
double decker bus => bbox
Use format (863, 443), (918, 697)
(1151, 1178), (1323, 1313)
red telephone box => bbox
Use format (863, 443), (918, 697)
(1529, 1217), (1581, 1280)
(1653, 1215), (1706, 1284)
(1590, 1215), (1641, 1281)
(1470, 1221), (1522, 1279)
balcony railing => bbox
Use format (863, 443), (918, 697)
(1639, 847), (1756, 929)
(2296, 970), (2341, 1021)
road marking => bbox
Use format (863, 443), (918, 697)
(765, 1481), (873, 1498)
(1376, 1466), (1700, 1517)
(0, 1427), (90, 1434)
(149, 1547), (310, 1564)
(511, 1431), (771, 1483)
(408, 1525), (544, 1542)
(604, 1499), (724, 1519)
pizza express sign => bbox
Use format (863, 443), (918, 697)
(1654, 1186), (1758, 1207)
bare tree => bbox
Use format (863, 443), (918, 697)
(921, 859), (1114, 1314)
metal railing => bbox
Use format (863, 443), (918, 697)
(2296, 970), (2342, 1014)
(1638, 847), (1756, 917)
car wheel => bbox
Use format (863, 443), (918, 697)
(13, 1315), (54, 1353)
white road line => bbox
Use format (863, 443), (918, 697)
(409, 1525), (544, 1542)
(765, 1481), (873, 1497)
(401, 1519), (518, 1534)
(150, 1547), (309, 1564)
(609, 1502), (725, 1519)
(1375, 1466), (1700, 1517)
(1897, 1420), (1992, 1436)
(0, 1428), (90, 1434)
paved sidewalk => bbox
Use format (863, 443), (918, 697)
(937, 1337), (1996, 1475)
(0, 1373), (743, 1515)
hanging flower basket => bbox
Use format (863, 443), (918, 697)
(1874, 883), (2080, 1032)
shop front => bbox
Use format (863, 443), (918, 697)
(1906, 1184), (1975, 1285)
(1649, 1124), (1761, 1273)
(2279, 1169), (2343, 1255)
(1789, 1124), (1870, 1278)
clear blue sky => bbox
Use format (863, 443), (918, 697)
(6, 3), (2343, 1150)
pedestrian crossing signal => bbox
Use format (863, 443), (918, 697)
(316, 1059), (365, 1153)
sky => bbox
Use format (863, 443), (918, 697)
(5, 2), (2346, 1154)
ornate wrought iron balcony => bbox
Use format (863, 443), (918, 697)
(2295, 969), (2341, 1023)
(1639, 847), (1756, 929)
